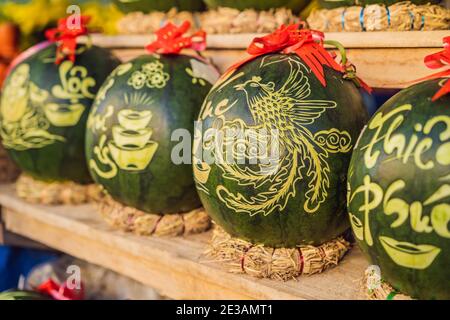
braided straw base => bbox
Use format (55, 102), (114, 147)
(206, 226), (351, 281)
(307, 3), (450, 32)
(16, 174), (102, 205)
(362, 269), (412, 300)
(96, 195), (211, 237)
(117, 7), (299, 35)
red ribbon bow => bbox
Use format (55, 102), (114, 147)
(419, 37), (450, 101)
(146, 21), (206, 55)
(227, 24), (344, 87)
(37, 278), (84, 300)
(45, 15), (90, 64)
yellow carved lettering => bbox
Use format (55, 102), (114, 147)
(350, 175), (383, 246)
(431, 204), (450, 238)
(200, 100), (214, 121)
(414, 138), (434, 169)
(363, 104), (412, 169)
(383, 115), (406, 158)
(436, 142), (450, 166)
(410, 201), (433, 233)
(423, 115), (450, 140)
(215, 99), (237, 116)
(402, 133), (418, 164)
(383, 180), (409, 228)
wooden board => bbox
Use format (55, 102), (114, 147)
(0, 184), (369, 300)
(87, 31), (449, 88)
(0, 203), (50, 249)
(90, 31), (448, 49)
(96, 31), (446, 88)
(0, 229), (51, 250)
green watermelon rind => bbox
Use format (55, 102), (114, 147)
(195, 53), (369, 247)
(86, 54), (217, 214)
(0, 43), (121, 184)
(347, 78), (450, 300)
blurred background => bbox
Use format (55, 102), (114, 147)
(0, 0), (448, 85)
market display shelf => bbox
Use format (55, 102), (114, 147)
(90, 31), (448, 49)
(0, 184), (368, 300)
(87, 30), (448, 89)
(92, 30), (450, 89)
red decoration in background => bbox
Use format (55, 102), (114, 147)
(226, 24), (344, 87)
(45, 15), (90, 64)
(37, 278), (84, 300)
(146, 21), (206, 55)
(0, 23), (20, 87)
(421, 37), (450, 101)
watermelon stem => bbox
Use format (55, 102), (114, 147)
(323, 40), (347, 66)
(324, 39), (372, 93)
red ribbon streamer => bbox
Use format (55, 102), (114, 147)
(413, 36), (450, 101)
(357, 77), (372, 94)
(146, 21), (206, 55)
(226, 24), (344, 87)
(37, 278), (84, 300)
(45, 15), (90, 64)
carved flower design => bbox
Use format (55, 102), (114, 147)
(147, 71), (170, 89)
(127, 71), (147, 90)
(142, 61), (164, 73)
(128, 61), (170, 90)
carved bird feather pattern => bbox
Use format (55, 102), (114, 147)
(200, 56), (353, 216)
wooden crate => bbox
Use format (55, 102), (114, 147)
(0, 184), (369, 300)
(90, 30), (448, 89)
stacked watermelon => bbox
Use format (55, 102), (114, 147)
(347, 77), (450, 299)
(193, 27), (369, 247)
(86, 24), (220, 214)
(0, 42), (120, 184)
(0, 290), (50, 300)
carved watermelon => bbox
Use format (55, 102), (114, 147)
(347, 78), (450, 299)
(193, 53), (369, 247)
(0, 290), (50, 300)
(86, 54), (220, 214)
(0, 42), (120, 184)
(112, 0), (205, 13)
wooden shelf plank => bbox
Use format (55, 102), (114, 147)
(0, 184), (369, 300)
(86, 31), (447, 88)
(89, 31), (448, 49)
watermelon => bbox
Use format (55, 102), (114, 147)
(112, 0), (205, 13)
(0, 43), (121, 184)
(318, 0), (440, 9)
(204, 0), (310, 13)
(86, 54), (220, 214)
(0, 290), (50, 300)
(193, 53), (369, 247)
(347, 78), (450, 299)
